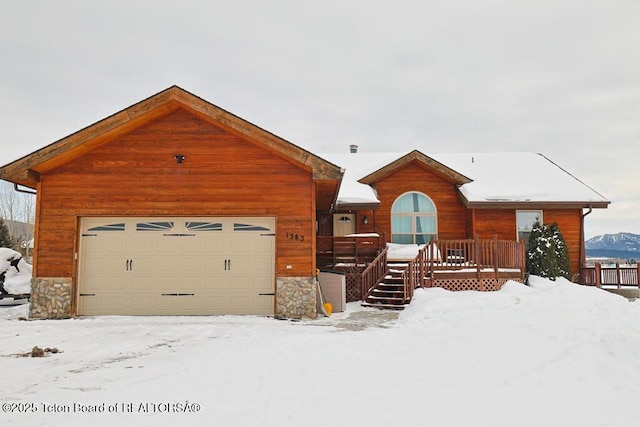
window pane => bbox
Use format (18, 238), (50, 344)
(234, 223), (270, 232)
(392, 193), (435, 213)
(88, 223), (125, 232)
(137, 222), (174, 231)
(392, 216), (413, 233)
(415, 234), (435, 244)
(517, 211), (542, 232)
(415, 194), (435, 213)
(186, 222), (223, 231)
(518, 231), (531, 243)
(392, 194), (414, 212)
(392, 234), (414, 244)
(416, 216), (437, 234)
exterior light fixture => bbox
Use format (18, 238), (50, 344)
(174, 154), (186, 165)
(362, 215), (369, 225)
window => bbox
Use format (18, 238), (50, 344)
(391, 192), (437, 244)
(186, 221), (223, 231)
(234, 223), (271, 232)
(516, 210), (542, 244)
(136, 221), (174, 231)
(88, 223), (125, 232)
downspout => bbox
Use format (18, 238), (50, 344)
(580, 205), (593, 280)
(12, 183), (37, 265)
(14, 183), (37, 196)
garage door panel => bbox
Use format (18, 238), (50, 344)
(78, 216), (275, 316)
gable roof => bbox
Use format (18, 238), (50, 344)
(359, 150), (472, 185)
(0, 86), (344, 196)
(321, 151), (610, 210)
(434, 152), (609, 209)
(320, 150), (472, 210)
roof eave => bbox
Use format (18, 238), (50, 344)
(334, 201), (381, 211)
(0, 85), (343, 185)
(359, 150), (472, 185)
(464, 200), (611, 210)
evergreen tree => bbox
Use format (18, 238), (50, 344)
(0, 218), (13, 248)
(526, 221), (571, 280)
(550, 222), (571, 279)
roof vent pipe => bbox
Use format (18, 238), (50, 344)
(349, 144), (358, 153)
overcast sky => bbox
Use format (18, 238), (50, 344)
(1, 1), (638, 238)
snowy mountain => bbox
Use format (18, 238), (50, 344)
(586, 232), (640, 259)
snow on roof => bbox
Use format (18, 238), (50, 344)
(433, 152), (609, 205)
(319, 152), (409, 206)
(319, 151), (609, 207)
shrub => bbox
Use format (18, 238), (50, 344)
(526, 221), (571, 280)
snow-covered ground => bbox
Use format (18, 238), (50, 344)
(1, 277), (640, 427)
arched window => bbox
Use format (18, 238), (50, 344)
(391, 192), (437, 244)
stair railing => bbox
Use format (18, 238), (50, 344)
(400, 259), (418, 302)
(361, 246), (388, 301)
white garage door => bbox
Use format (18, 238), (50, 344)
(77, 217), (275, 315)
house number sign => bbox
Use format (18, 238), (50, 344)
(285, 232), (305, 242)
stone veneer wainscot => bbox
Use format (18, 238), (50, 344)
(30, 277), (72, 319)
(276, 277), (317, 319)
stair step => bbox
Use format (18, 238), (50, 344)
(367, 295), (406, 301)
(377, 283), (404, 288)
(388, 262), (409, 267)
(372, 289), (404, 295)
(360, 261), (414, 311)
(361, 302), (406, 310)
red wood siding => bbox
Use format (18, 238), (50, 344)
(471, 210), (517, 240)
(470, 208), (583, 277)
(34, 108), (316, 278)
(373, 161), (468, 241)
(542, 209), (583, 277)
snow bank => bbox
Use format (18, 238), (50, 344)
(1, 276), (640, 427)
(386, 242), (440, 261)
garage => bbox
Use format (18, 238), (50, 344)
(77, 217), (276, 316)
(0, 86), (344, 319)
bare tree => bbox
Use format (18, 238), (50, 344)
(0, 181), (36, 257)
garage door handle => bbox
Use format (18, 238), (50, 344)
(259, 292), (275, 296)
(224, 259), (232, 270)
(126, 259), (134, 271)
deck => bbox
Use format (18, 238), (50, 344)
(316, 234), (384, 270)
(579, 262), (640, 288)
(318, 236), (527, 307)
(396, 237), (526, 293)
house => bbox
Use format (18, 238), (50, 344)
(0, 86), (609, 319)
(319, 149), (609, 276)
(0, 86), (342, 319)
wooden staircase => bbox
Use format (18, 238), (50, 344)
(361, 261), (411, 310)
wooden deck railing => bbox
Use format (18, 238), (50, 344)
(422, 237), (525, 273)
(580, 263), (640, 288)
(410, 236), (526, 288)
(361, 246), (388, 300)
(316, 235), (384, 268)
(400, 259), (419, 302)
(358, 236), (526, 303)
